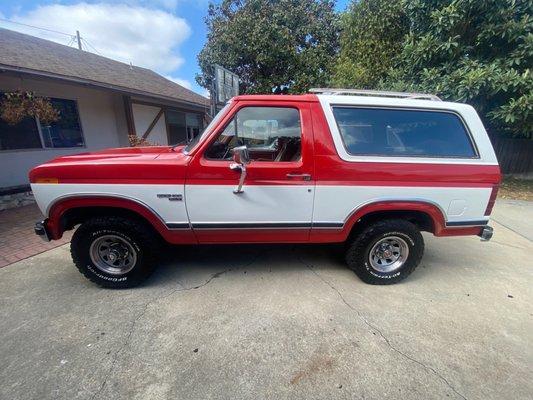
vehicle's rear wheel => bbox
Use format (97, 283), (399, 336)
(346, 219), (424, 285)
(71, 216), (159, 288)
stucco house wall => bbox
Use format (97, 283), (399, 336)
(131, 103), (168, 145)
(0, 75), (129, 188)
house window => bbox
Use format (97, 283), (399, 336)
(166, 110), (187, 145)
(186, 113), (202, 142)
(0, 96), (84, 151)
(166, 110), (204, 145)
(0, 116), (42, 150)
(41, 98), (84, 148)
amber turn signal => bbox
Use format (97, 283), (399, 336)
(35, 178), (59, 184)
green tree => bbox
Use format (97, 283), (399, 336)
(196, 0), (339, 94)
(333, 0), (408, 88)
(383, 0), (532, 138)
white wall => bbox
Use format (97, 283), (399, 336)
(0, 75), (129, 188)
(132, 103), (168, 145)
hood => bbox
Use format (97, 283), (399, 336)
(45, 146), (174, 164)
(29, 146), (190, 184)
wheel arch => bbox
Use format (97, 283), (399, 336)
(344, 200), (447, 240)
(46, 195), (173, 242)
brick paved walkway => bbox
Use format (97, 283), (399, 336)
(0, 204), (72, 268)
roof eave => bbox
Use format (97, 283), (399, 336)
(0, 64), (209, 111)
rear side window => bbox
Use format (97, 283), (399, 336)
(332, 107), (477, 158)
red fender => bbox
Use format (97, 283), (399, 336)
(46, 196), (197, 244)
(310, 200), (480, 243)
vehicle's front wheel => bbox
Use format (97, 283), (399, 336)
(71, 216), (159, 288)
(346, 219), (424, 285)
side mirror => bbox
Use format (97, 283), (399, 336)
(232, 145), (250, 165)
(229, 145), (250, 194)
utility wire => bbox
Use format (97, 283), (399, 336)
(66, 36), (76, 48)
(81, 37), (102, 55)
(0, 18), (104, 56)
(0, 18), (73, 37)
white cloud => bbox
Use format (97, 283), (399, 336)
(164, 75), (192, 90)
(124, 0), (179, 11)
(7, 3), (191, 74)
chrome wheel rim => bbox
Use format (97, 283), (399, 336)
(89, 235), (137, 275)
(369, 236), (409, 273)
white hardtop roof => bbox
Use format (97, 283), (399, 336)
(315, 93), (472, 113)
(309, 88), (474, 112)
(310, 88), (441, 101)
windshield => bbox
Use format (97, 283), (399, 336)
(181, 102), (232, 154)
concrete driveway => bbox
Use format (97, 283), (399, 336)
(492, 199), (533, 241)
(1, 213), (532, 399)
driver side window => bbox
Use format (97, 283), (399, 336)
(205, 106), (301, 162)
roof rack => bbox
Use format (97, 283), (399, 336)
(309, 88), (442, 101)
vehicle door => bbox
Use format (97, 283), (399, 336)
(185, 101), (315, 243)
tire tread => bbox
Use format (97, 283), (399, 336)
(71, 216), (160, 288)
(346, 219), (424, 285)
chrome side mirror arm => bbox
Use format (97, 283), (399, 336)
(229, 145), (250, 194)
(230, 163), (247, 194)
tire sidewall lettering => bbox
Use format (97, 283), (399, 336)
(90, 229), (141, 253)
(87, 265), (128, 282)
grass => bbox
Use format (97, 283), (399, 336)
(498, 177), (533, 201)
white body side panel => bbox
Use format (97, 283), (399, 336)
(185, 185), (314, 224)
(31, 183), (189, 225)
(33, 182), (491, 227)
(313, 186), (491, 225)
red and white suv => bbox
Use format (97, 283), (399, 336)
(30, 90), (501, 288)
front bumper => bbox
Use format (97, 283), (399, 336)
(478, 225), (493, 241)
(34, 220), (51, 242)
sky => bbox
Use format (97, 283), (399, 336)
(0, 0), (350, 97)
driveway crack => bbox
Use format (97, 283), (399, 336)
(298, 255), (468, 400)
(90, 249), (265, 399)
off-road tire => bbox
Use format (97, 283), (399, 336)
(346, 219), (424, 285)
(71, 216), (160, 288)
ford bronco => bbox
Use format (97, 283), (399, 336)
(30, 89), (501, 288)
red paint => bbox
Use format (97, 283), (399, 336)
(47, 197), (197, 244)
(29, 146), (190, 184)
(31, 94), (501, 244)
(308, 101), (501, 187)
(309, 200), (446, 242)
(186, 99), (316, 242)
(484, 184), (500, 216)
(193, 229), (311, 244)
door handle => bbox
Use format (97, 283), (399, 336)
(286, 173), (311, 181)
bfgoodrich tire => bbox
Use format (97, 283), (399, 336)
(346, 219), (424, 285)
(71, 216), (159, 288)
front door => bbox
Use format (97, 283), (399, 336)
(185, 102), (315, 243)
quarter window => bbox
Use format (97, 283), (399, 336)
(332, 107), (476, 158)
(205, 107), (301, 162)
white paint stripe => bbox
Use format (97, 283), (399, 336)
(31, 183), (492, 228)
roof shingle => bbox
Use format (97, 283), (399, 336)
(0, 28), (208, 107)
